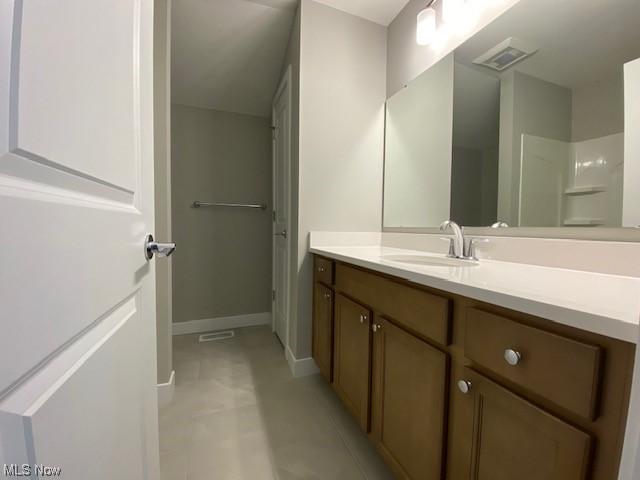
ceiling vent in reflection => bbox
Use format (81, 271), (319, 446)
(473, 37), (538, 72)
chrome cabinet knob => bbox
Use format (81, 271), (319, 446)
(504, 349), (522, 366)
(145, 234), (176, 260)
(359, 314), (368, 324)
(318, 266), (326, 273)
(372, 324), (381, 333)
(457, 380), (472, 394)
(324, 292), (331, 300)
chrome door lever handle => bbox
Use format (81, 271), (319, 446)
(274, 230), (287, 239)
(145, 234), (176, 260)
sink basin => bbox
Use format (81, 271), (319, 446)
(382, 254), (479, 267)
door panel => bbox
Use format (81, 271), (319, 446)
(16, 0), (138, 191)
(313, 283), (333, 382)
(457, 368), (592, 480)
(371, 317), (448, 480)
(0, 297), (154, 479)
(0, 1), (158, 477)
(333, 294), (371, 431)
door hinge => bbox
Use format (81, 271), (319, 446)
(272, 210), (276, 222)
(270, 125), (277, 140)
(272, 289), (276, 301)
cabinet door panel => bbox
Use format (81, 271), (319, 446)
(313, 283), (333, 382)
(458, 368), (592, 480)
(333, 294), (372, 431)
(371, 318), (448, 480)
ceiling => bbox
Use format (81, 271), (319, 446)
(313, 0), (410, 25)
(171, 0), (297, 117)
(455, 0), (640, 90)
(171, 0), (411, 117)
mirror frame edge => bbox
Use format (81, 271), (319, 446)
(382, 226), (640, 242)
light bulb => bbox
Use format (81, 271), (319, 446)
(416, 7), (436, 46)
(442, 0), (464, 24)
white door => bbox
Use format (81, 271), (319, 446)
(272, 67), (291, 347)
(0, 2), (160, 479)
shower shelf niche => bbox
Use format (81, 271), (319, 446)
(563, 217), (605, 226)
(564, 185), (607, 196)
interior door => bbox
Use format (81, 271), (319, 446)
(0, 1), (159, 479)
(272, 67), (291, 346)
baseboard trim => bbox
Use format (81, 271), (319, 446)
(285, 346), (320, 378)
(157, 370), (175, 408)
(172, 312), (271, 335)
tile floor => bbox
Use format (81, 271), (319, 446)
(160, 325), (394, 480)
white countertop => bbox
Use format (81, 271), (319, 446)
(309, 243), (640, 344)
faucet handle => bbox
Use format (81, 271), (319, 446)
(464, 237), (489, 260)
(442, 237), (457, 258)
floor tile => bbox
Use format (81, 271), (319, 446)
(159, 325), (392, 480)
(160, 451), (188, 480)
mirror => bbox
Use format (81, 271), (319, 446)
(383, 0), (640, 231)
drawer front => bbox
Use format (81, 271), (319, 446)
(465, 308), (602, 419)
(314, 256), (334, 286)
(336, 264), (450, 345)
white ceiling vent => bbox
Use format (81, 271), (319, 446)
(473, 37), (538, 72)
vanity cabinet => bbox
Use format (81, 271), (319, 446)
(454, 368), (592, 480)
(465, 308), (602, 420)
(311, 255), (634, 480)
(371, 317), (448, 480)
(333, 293), (372, 431)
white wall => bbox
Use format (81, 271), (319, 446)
(293, 0), (386, 358)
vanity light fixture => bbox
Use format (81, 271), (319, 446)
(417, 0), (469, 46)
(416, 6), (437, 45)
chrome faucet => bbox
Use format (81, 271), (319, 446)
(440, 220), (465, 259)
(440, 220), (486, 260)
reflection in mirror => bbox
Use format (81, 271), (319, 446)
(383, 0), (640, 230)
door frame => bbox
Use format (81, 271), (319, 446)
(271, 65), (292, 348)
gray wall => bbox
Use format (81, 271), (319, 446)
(171, 105), (272, 323)
(291, 0), (386, 359)
(154, 0), (172, 384)
(498, 71), (572, 225)
(572, 72), (624, 142)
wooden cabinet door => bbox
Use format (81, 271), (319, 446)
(333, 293), (372, 431)
(371, 318), (448, 480)
(313, 283), (333, 382)
(454, 368), (592, 480)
